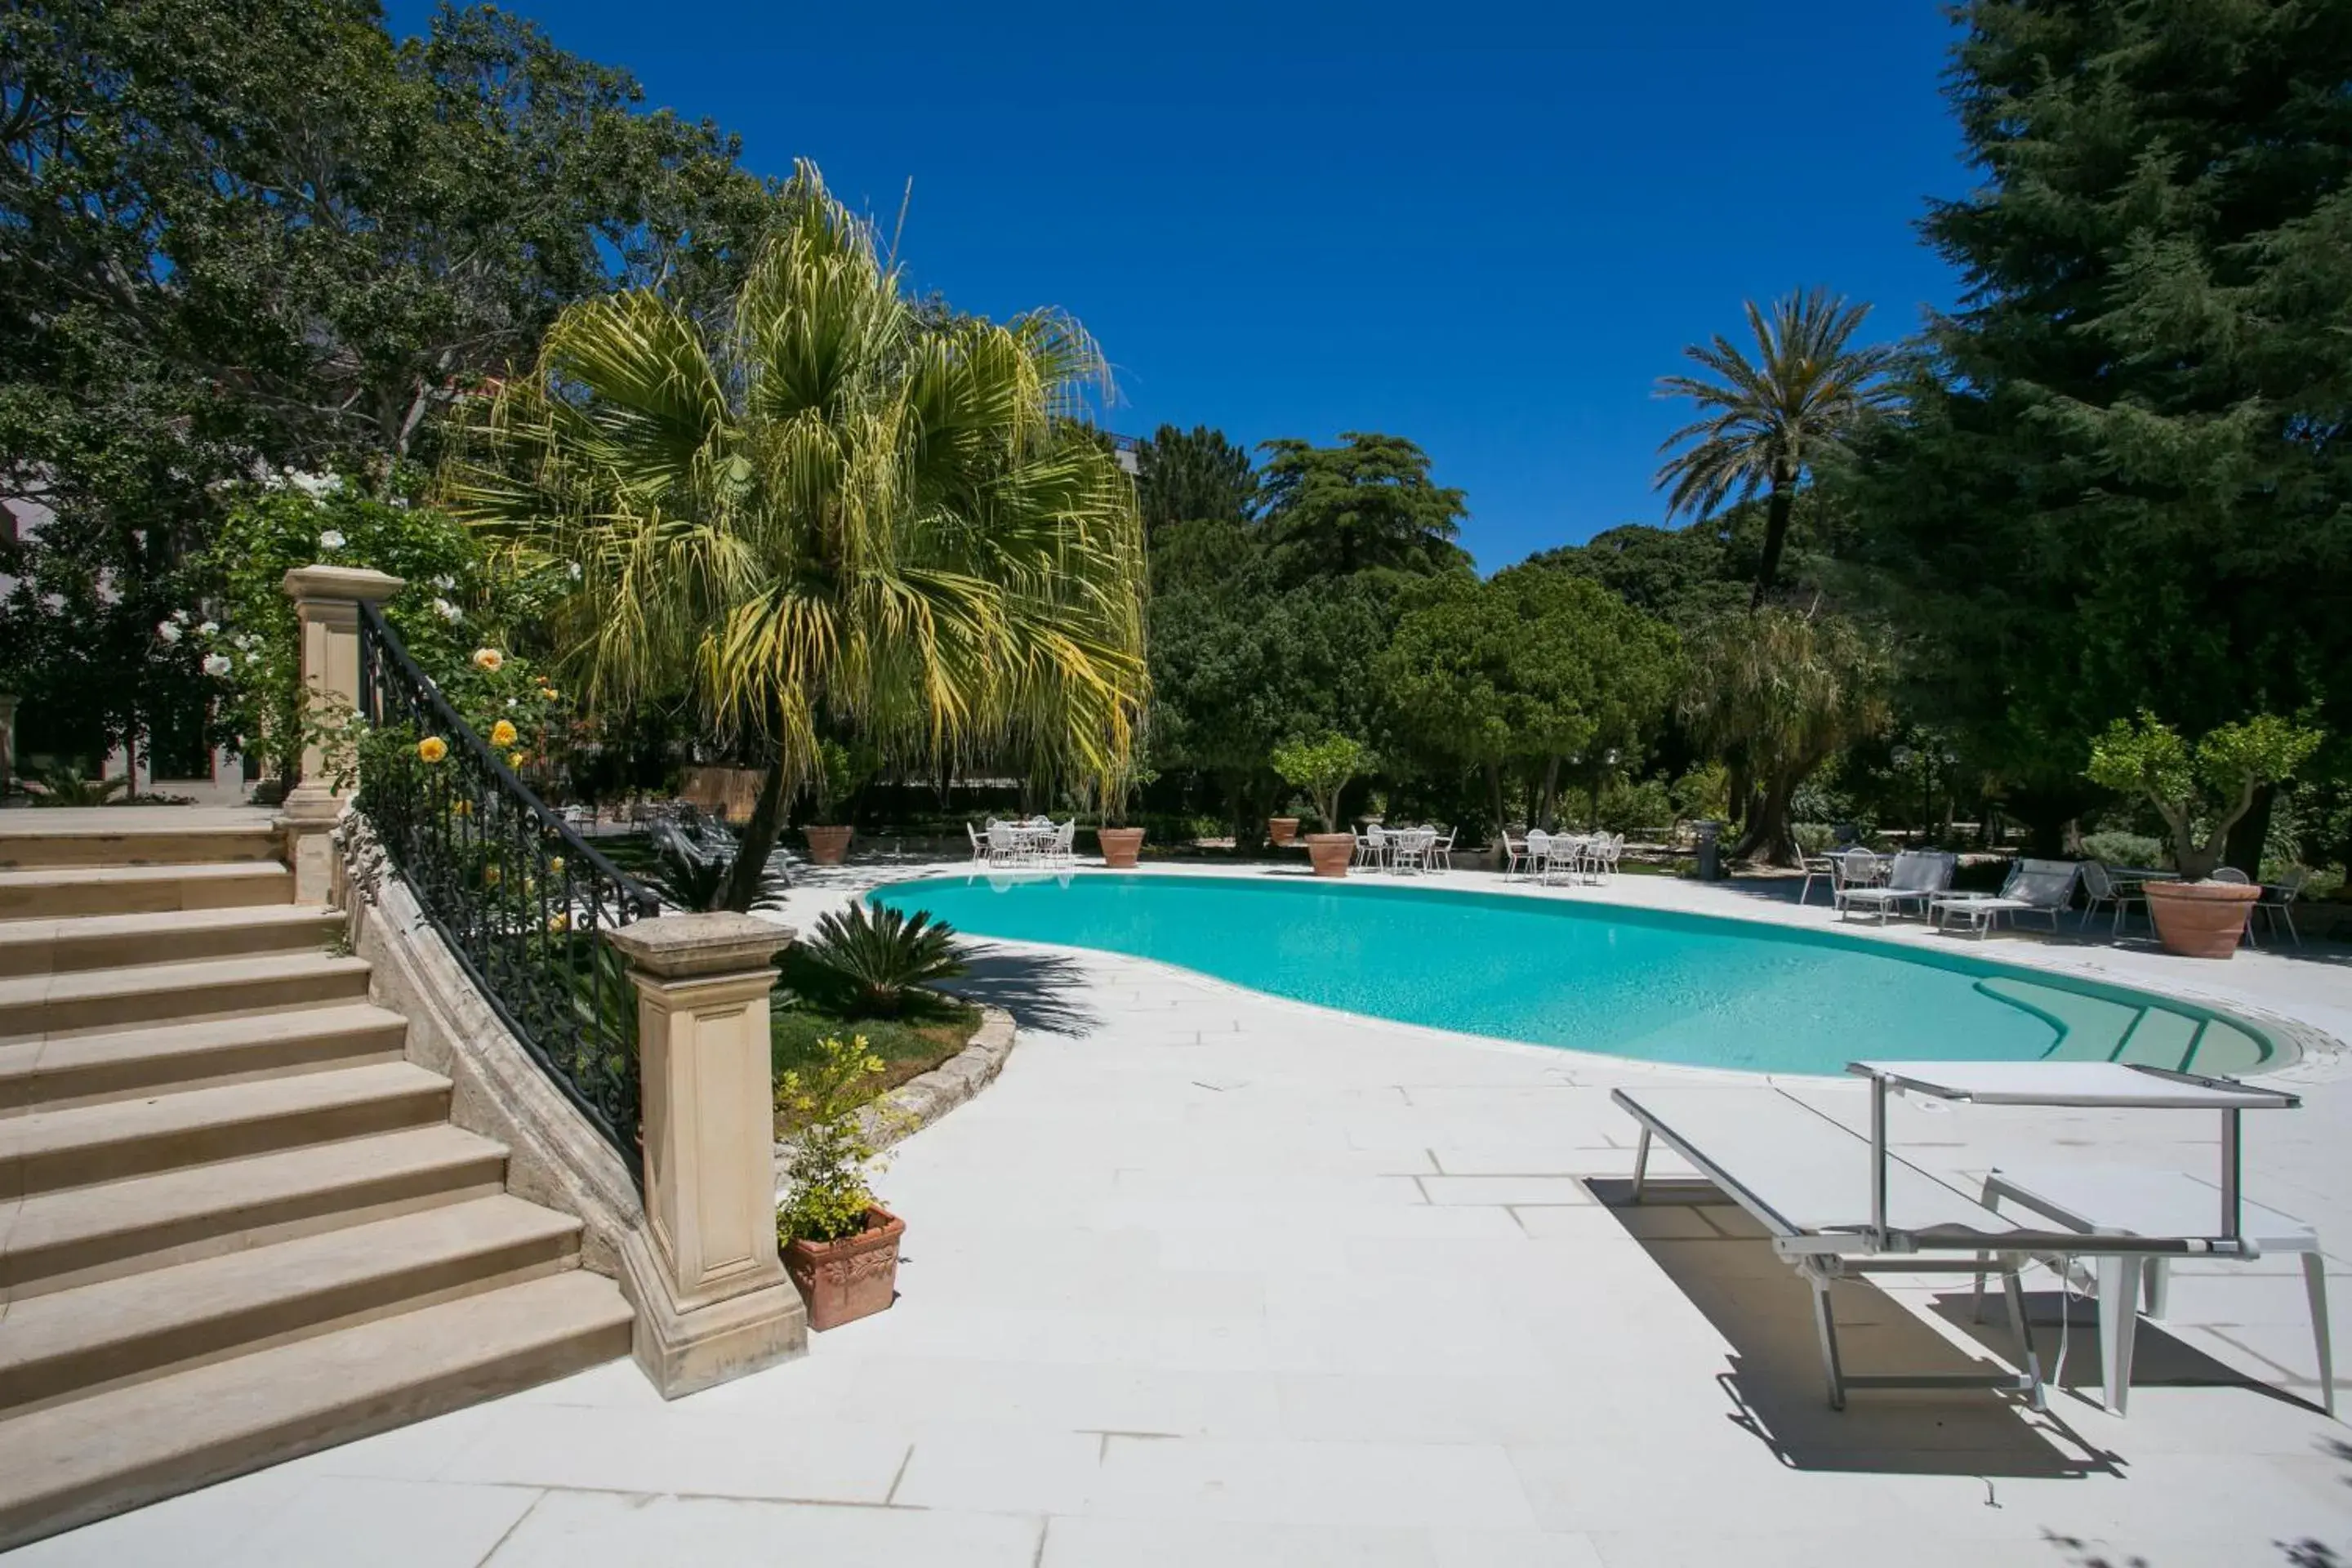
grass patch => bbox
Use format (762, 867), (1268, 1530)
(770, 994), (981, 1138)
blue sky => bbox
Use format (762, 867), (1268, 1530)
(385, 1), (1973, 569)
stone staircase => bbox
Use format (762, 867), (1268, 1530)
(0, 809), (635, 1549)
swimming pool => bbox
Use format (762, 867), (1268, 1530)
(869, 872), (2282, 1076)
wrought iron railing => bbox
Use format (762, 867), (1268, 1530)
(354, 601), (658, 1173)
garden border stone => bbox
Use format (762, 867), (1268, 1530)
(773, 1004), (1017, 1184)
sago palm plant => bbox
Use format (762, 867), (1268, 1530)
(789, 903), (968, 1019)
(443, 163), (1148, 908)
(1655, 288), (1898, 608)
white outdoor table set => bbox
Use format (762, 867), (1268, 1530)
(1615, 1059), (2329, 1418)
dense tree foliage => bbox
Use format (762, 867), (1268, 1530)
(0, 0), (773, 765)
(1840, 0), (2352, 855)
(1134, 425), (1257, 537)
(1258, 433), (1472, 580)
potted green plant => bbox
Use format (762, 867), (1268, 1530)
(1095, 752), (1155, 870)
(776, 1032), (904, 1330)
(2085, 711), (2323, 958)
(1272, 733), (1369, 878)
(1267, 800), (1302, 846)
(801, 739), (869, 866)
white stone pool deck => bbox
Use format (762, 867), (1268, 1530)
(15, 861), (2352, 1567)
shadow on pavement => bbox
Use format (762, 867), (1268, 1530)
(1587, 1176), (2117, 1479)
(942, 947), (1103, 1037)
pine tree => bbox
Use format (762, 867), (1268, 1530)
(1846, 0), (2352, 846)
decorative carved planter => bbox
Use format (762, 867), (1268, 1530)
(2145, 880), (2260, 959)
(782, 1205), (904, 1330)
(803, 825), (854, 865)
(1268, 817), (1301, 846)
(1097, 826), (1145, 868)
(1303, 832), (1354, 878)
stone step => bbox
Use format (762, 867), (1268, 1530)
(1, 1124), (509, 1298)
(0, 951), (372, 1042)
(0, 817), (283, 871)
(0, 1194), (586, 1416)
(0, 1000), (409, 1115)
(0, 862), (293, 920)
(0, 1060), (451, 1196)
(0, 1269), (634, 1552)
(0, 904), (346, 979)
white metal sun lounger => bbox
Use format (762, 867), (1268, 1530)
(1615, 1085), (2053, 1410)
(1969, 1162), (2333, 1418)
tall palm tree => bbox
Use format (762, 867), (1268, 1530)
(1655, 288), (1898, 608)
(443, 163), (1147, 909)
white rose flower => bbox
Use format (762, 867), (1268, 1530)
(170, 608), (189, 623)
(433, 598), (462, 622)
(41, 593), (64, 612)
(567, 562), (583, 580)
(432, 574), (455, 590)
(157, 621), (183, 644)
(198, 620), (219, 636)
(202, 653), (232, 677)
(245, 652), (262, 665)
(317, 530), (346, 551)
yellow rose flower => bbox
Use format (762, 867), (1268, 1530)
(416, 736), (448, 764)
(489, 719), (518, 747)
(548, 856), (565, 875)
(470, 647), (504, 671)
(508, 750), (528, 769)
(546, 911), (569, 933)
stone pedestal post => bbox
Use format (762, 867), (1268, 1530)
(605, 912), (807, 1397)
(0, 693), (17, 796)
(278, 565), (403, 902)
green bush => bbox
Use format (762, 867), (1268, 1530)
(774, 1033), (890, 1245)
(1596, 777), (1673, 835)
(1793, 822), (1838, 857)
(2081, 830), (2166, 869)
(1668, 762), (1731, 822)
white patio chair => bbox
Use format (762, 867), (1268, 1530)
(1498, 826), (1528, 877)
(987, 822), (1026, 866)
(1837, 850), (1954, 924)
(1796, 853), (1837, 906)
(965, 822), (989, 866)
(1051, 818), (1076, 868)
(1525, 829), (1552, 881)
(2078, 859), (2146, 935)
(1596, 832), (1625, 882)
(1428, 825), (1456, 871)
(1390, 826), (1430, 875)
(1829, 848), (1879, 914)
(1355, 822), (1387, 870)
(2209, 866), (2251, 883)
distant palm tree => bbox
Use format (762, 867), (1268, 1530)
(1655, 289), (1898, 608)
(444, 163), (1147, 909)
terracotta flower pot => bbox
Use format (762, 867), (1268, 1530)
(1098, 826), (1145, 868)
(2145, 880), (2260, 959)
(1268, 817), (1301, 846)
(1303, 831), (1355, 878)
(782, 1205), (904, 1330)
(803, 824), (854, 865)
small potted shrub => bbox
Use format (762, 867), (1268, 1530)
(1272, 733), (1369, 878)
(801, 740), (869, 866)
(777, 1032), (905, 1330)
(1267, 803), (1302, 846)
(2085, 711), (2323, 958)
(1095, 754), (1153, 870)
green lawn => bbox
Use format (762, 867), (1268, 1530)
(770, 996), (981, 1138)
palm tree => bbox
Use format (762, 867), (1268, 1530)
(1678, 608), (1891, 866)
(1655, 289), (1898, 608)
(443, 163), (1147, 909)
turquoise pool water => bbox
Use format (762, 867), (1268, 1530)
(869, 872), (2278, 1076)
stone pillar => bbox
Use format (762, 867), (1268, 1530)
(0, 693), (17, 796)
(604, 912), (806, 1397)
(278, 565), (403, 902)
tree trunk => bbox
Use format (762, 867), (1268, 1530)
(1729, 775), (1803, 868)
(2223, 782), (2276, 878)
(1749, 467), (1794, 610)
(1485, 760), (1507, 835)
(1724, 753), (1750, 828)
(720, 760), (791, 911)
(1539, 755), (1561, 831)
